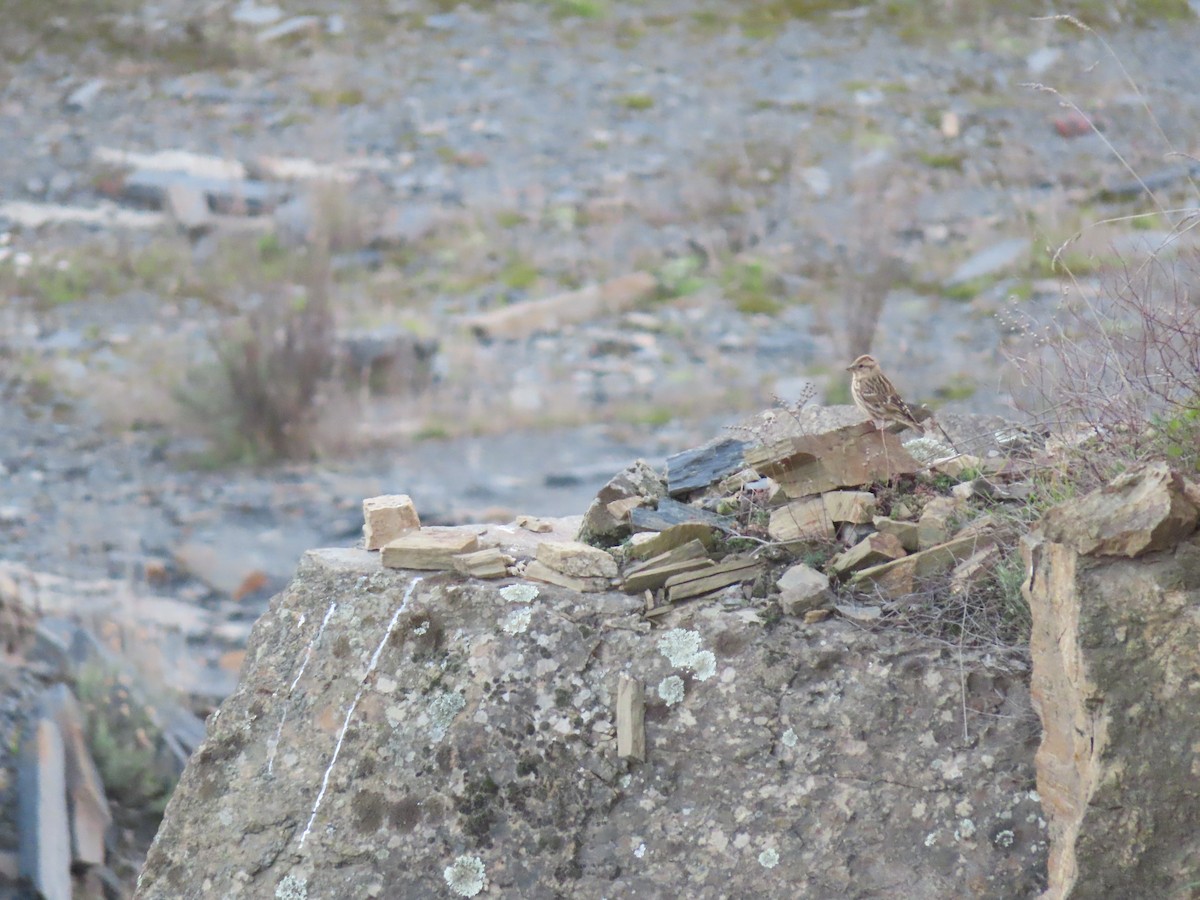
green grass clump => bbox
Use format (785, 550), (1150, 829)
(617, 93), (655, 111)
(722, 259), (783, 315)
(547, 0), (608, 19)
(501, 256), (539, 291)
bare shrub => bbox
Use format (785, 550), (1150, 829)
(1007, 15), (1200, 482)
(1010, 242), (1200, 478)
(806, 163), (920, 361)
(177, 256), (336, 464)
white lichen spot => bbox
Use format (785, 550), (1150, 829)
(443, 854), (487, 897)
(758, 848), (780, 869)
(633, 843), (646, 859)
(427, 692), (466, 743)
(502, 606), (533, 635)
(955, 799), (973, 817)
(954, 819), (976, 841)
(657, 675), (685, 706)
(275, 874), (308, 900)
(911, 800), (927, 819)
(1027, 790), (1041, 803)
(657, 628), (702, 666)
(691, 650), (717, 682)
(413, 621), (430, 636)
(993, 829), (1015, 848)
(781, 728), (798, 748)
(940, 759), (963, 781)
(657, 629), (716, 680)
(904, 435), (954, 464)
(376, 676), (397, 694)
(500, 584), (539, 603)
(924, 830), (940, 848)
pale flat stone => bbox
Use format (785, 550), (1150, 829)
(452, 548), (511, 579)
(363, 494), (421, 551)
(776, 563), (830, 616)
(746, 422), (920, 498)
(536, 541), (619, 579)
(828, 532), (906, 578)
(616, 675), (646, 762)
(626, 524), (716, 561)
(768, 496), (833, 543)
(873, 517), (919, 552)
(466, 272), (657, 341)
(523, 561), (610, 593)
(823, 491), (876, 524)
(918, 497), (963, 550)
(381, 530), (479, 570)
(851, 533), (991, 598)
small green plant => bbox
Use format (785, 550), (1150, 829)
(1154, 406), (1200, 472)
(547, 0), (608, 18)
(34, 265), (90, 305)
(655, 255), (705, 299)
(500, 255), (539, 291)
(494, 210), (528, 229)
(617, 93), (655, 111)
(75, 662), (176, 817)
(916, 151), (965, 171)
(721, 259), (783, 315)
(305, 87), (365, 107)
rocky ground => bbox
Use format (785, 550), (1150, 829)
(1, 0), (1198, 895)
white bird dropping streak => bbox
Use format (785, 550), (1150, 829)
(267, 600), (338, 775)
(298, 577), (424, 850)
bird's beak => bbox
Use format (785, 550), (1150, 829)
(845, 364), (854, 371)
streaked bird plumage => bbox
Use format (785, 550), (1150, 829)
(847, 354), (956, 449)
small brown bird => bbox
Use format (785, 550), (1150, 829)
(847, 354), (955, 447)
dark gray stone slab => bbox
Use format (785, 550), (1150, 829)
(666, 438), (748, 497)
(18, 718), (72, 900)
(629, 497), (735, 533)
(122, 169), (288, 215)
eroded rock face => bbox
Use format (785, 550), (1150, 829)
(1039, 461), (1199, 558)
(137, 548), (1045, 899)
(1025, 465), (1200, 898)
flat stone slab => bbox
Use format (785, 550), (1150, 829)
(629, 497), (735, 533)
(381, 530), (481, 570)
(666, 438), (749, 497)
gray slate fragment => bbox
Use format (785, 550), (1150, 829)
(39, 684), (112, 867)
(947, 238), (1028, 286)
(255, 15), (321, 43)
(165, 184), (212, 233)
(122, 170), (287, 216)
(577, 459), (666, 544)
(630, 497), (735, 534)
(666, 438), (749, 497)
(64, 79), (105, 112)
(1095, 163), (1200, 202)
(18, 719), (72, 900)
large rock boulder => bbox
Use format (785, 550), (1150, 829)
(1025, 463), (1200, 898)
(137, 547), (1044, 898)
